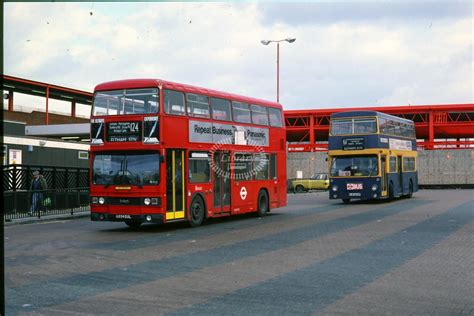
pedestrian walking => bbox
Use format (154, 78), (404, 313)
(29, 170), (48, 215)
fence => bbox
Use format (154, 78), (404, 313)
(3, 164), (89, 191)
(4, 188), (90, 221)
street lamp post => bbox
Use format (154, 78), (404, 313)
(261, 38), (296, 103)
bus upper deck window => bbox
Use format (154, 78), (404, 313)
(268, 108), (283, 127)
(250, 104), (269, 126)
(232, 102), (251, 124)
(353, 118), (376, 134)
(164, 90), (185, 116)
(187, 93), (210, 118)
(331, 119), (352, 135)
(93, 88), (159, 115)
(211, 98), (232, 121)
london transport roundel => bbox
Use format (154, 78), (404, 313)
(240, 186), (247, 200)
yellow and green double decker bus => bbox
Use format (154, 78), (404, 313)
(328, 111), (418, 203)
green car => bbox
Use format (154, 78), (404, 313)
(290, 173), (329, 193)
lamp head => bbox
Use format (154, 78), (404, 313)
(285, 38), (296, 43)
(261, 40), (271, 45)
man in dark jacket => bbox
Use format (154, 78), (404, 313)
(29, 171), (48, 215)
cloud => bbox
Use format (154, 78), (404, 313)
(258, 2), (472, 26)
(4, 2), (473, 110)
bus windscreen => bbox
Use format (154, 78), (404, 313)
(92, 152), (160, 186)
(330, 155), (379, 177)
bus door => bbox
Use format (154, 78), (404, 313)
(380, 155), (387, 196)
(166, 149), (185, 220)
(397, 155), (403, 195)
(213, 151), (231, 214)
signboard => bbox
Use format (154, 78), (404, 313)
(107, 121), (142, 142)
(338, 170), (351, 176)
(389, 138), (412, 151)
(347, 183), (363, 190)
(9, 149), (22, 165)
(189, 120), (269, 146)
(342, 137), (365, 150)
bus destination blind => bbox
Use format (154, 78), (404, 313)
(107, 121), (142, 142)
(342, 137), (365, 150)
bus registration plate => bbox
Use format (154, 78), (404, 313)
(115, 214), (132, 219)
(347, 183), (363, 190)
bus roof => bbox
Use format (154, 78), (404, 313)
(94, 78), (282, 109)
(330, 110), (413, 124)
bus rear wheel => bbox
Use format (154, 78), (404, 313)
(125, 220), (142, 228)
(257, 190), (269, 217)
(189, 196), (205, 227)
(342, 198), (351, 204)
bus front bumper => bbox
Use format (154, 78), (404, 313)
(91, 212), (164, 224)
(329, 178), (382, 200)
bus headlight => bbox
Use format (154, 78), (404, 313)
(144, 198), (151, 206)
(332, 185), (338, 192)
(98, 197), (105, 205)
(372, 184), (378, 191)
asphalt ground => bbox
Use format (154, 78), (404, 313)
(4, 190), (474, 315)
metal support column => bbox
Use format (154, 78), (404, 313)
(8, 90), (14, 111)
(71, 100), (76, 118)
(46, 86), (50, 125)
(428, 110), (434, 149)
(309, 114), (314, 150)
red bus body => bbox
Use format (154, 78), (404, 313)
(90, 79), (287, 227)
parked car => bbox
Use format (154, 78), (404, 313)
(290, 173), (329, 193)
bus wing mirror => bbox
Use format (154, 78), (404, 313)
(160, 154), (165, 163)
(325, 157), (328, 162)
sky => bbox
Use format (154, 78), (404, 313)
(3, 1), (473, 115)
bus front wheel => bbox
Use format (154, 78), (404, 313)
(189, 196), (205, 227)
(257, 190), (269, 217)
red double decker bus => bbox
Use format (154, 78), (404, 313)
(90, 79), (287, 228)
